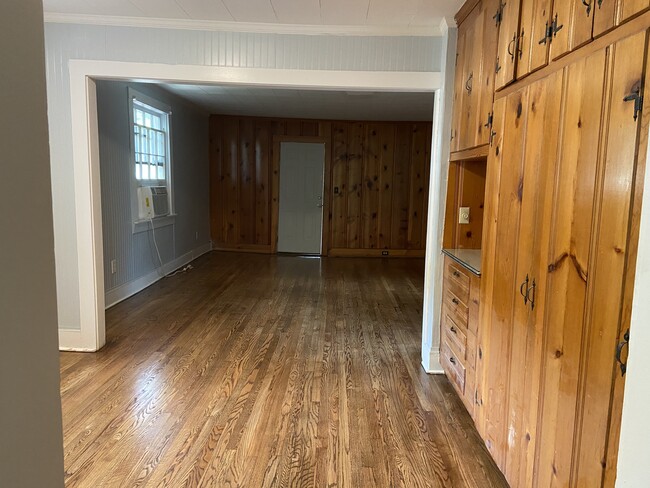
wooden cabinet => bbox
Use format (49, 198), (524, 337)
(491, 0), (650, 86)
(451, 0), (501, 152)
(594, 0), (650, 37)
(494, 0), (556, 89)
(440, 255), (481, 417)
(476, 28), (649, 488)
(448, 0), (650, 486)
(518, 0), (555, 77)
(550, 0), (595, 59)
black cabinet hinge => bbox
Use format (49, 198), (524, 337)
(485, 112), (494, 129)
(485, 112), (495, 145)
(494, 1), (506, 26)
(538, 14), (564, 45)
(495, 56), (502, 74)
(624, 86), (644, 122)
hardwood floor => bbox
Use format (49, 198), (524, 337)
(60, 252), (506, 487)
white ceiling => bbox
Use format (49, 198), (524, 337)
(43, 0), (464, 35)
(157, 83), (434, 121)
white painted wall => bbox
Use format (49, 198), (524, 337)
(0, 1), (64, 485)
(616, 127), (650, 486)
(43, 21), (443, 333)
(422, 25), (457, 373)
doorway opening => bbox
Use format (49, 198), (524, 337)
(277, 141), (326, 255)
(60, 60), (441, 351)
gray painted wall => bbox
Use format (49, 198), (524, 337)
(96, 80), (210, 296)
(44, 23), (441, 330)
(0, 1), (64, 486)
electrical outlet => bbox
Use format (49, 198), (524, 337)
(110, 259), (117, 274)
(459, 207), (470, 224)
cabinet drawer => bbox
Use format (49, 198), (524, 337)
(443, 289), (470, 329)
(444, 260), (471, 303)
(442, 343), (466, 395)
(443, 313), (467, 361)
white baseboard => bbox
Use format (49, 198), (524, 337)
(58, 328), (97, 352)
(104, 242), (212, 309)
(421, 345), (444, 374)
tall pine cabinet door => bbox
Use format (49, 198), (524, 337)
(476, 96), (508, 440)
(573, 30), (648, 488)
(550, 0), (595, 60)
(495, 0), (523, 90)
(480, 87), (530, 470)
(534, 44), (609, 488)
(504, 69), (564, 488)
(461, 4), (486, 150)
(518, 0), (554, 77)
(602, 32), (650, 488)
(477, 0), (503, 146)
(451, 20), (469, 152)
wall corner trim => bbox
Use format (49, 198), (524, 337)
(422, 346), (444, 374)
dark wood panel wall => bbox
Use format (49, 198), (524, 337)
(209, 114), (432, 256)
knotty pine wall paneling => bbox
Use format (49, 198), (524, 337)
(210, 115), (432, 256)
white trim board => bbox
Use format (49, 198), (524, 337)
(64, 59), (442, 353)
(421, 27), (456, 375)
(421, 349), (444, 375)
(44, 12), (444, 37)
(104, 242), (212, 309)
(71, 61), (440, 93)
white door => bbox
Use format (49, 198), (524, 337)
(277, 142), (325, 254)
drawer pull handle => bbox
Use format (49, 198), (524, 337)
(450, 326), (457, 334)
(449, 357), (456, 365)
(452, 297), (460, 305)
(453, 270), (461, 278)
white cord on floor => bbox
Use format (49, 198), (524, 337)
(149, 217), (165, 276)
(148, 217), (194, 278)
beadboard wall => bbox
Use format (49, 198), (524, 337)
(43, 21), (442, 331)
(96, 80), (210, 307)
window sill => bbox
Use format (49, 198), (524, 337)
(132, 214), (176, 235)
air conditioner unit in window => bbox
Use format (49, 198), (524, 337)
(138, 186), (170, 220)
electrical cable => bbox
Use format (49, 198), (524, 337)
(149, 217), (193, 278)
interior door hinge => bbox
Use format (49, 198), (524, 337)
(538, 14), (564, 45)
(494, 1), (505, 26)
(624, 86), (644, 122)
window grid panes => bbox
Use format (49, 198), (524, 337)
(133, 100), (168, 182)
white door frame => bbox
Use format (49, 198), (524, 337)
(62, 59), (442, 351)
(277, 141), (326, 255)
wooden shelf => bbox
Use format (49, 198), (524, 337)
(450, 145), (490, 162)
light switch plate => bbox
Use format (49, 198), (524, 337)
(459, 207), (470, 224)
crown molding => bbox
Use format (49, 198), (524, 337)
(43, 12), (442, 37)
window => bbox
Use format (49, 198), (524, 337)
(132, 98), (170, 185)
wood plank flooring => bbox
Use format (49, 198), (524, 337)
(60, 252), (506, 487)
